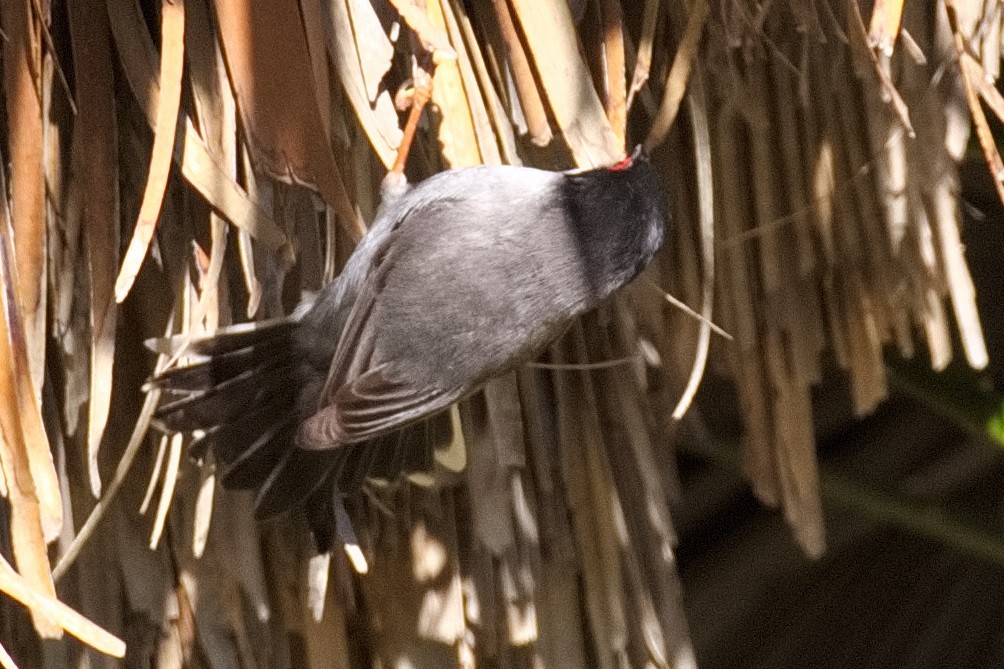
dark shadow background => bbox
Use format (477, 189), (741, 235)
(676, 159), (1004, 668)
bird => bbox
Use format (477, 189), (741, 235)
(150, 146), (670, 550)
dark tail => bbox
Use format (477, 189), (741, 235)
(151, 318), (306, 492)
(149, 317), (454, 551)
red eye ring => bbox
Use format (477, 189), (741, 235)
(609, 155), (633, 171)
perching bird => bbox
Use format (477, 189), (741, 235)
(151, 146), (669, 549)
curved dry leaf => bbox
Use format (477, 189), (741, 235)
(2, 0), (47, 389)
(0, 554), (125, 657)
(192, 464), (215, 559)
(181, 120), (288, 248)
(627, 0), (659, 110)
(671, 83), (714, 420)
(149, 432), (184, 550)
(0, 231), (59, 638)
(115, 0), (186, 303)
(326, 0), (402, 169)
(387, 0), (458, 61)
(51, 379), (161, 582)
(643, 0), (708, 153)
(428, 0), (483, 167)
(507, 0), (619, 167)
(0, 161), (61, 544)
(107, 0), (161, 114)
(347, 0), (394, 103)
(211, 0), (362, 238)
(106, 0), (286, 251)
(299, 0), (334, 152)
(187, 0), (237, 326)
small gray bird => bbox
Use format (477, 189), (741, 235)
(153, 147), (669, 548)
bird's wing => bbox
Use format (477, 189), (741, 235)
(300, 364), (460, 449)
(297, 214), (461, 451)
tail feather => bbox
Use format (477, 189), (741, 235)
(304, 481), (336, 551)
(152, 338), (290, 392)
(365, 431), (406, 484)
(254, 448), (345, 519)
(339, 442), (380, 493)
(146, 317), (295, 357)
(196, 404), (280, 465)
(149, 314), (461, 552)
(148, 318), (303, 494)
(155, 358), (294, 431)
(218, 417), (297, 489)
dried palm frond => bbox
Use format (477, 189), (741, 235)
(0, 0), (999, 667)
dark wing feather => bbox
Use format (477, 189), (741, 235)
(299, 226), (462, 449)
(219, 416), (297, 489)
(152, 338), (290, 392)
(300, 365), (460, 447)
(253, 448), (345, 519)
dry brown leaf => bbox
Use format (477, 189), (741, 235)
(105, 0), (287, 250)
(150, 425), (184, 551)
(328, 0), (402, 169)
(387, 0), (458, 61)
(0, 554), (125, 657)
(508, 0), (619, 167)
(487, 0), (552, 146)
(211, 0), (363, 238)
(187, 0), (236, 327)
(867, 0), (904, 55)
(0, 156), (61, 552)
(192, 464), (215, 559)
(627, 0), (659, 110)
(0, 639), (17, 669)
(301, 0), (335, 146)
(107, 0), (160, 112)
(847, 0), (915, 138)
(51, 362), (162, 581)
(428, 0), (483, 167)
(347, 0), (395, 103)
(550, 330), (627, 669)
(181, 122), (288, 248)
(449, 0), (519, 163)
(643, 0), (708, 152)
(115, 0), (185, 303)
(440, 0), (502, 165)
(671, 84), (714, 420)
(2, 0), (47, 392)
(0, 225), (58, 638)
(599, 0), (626, 148)
(69, 0), (120, 500)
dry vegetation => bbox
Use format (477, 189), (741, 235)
(0, 0), (1001, 667)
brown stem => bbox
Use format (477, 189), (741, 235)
(392, 65), (434, 174)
